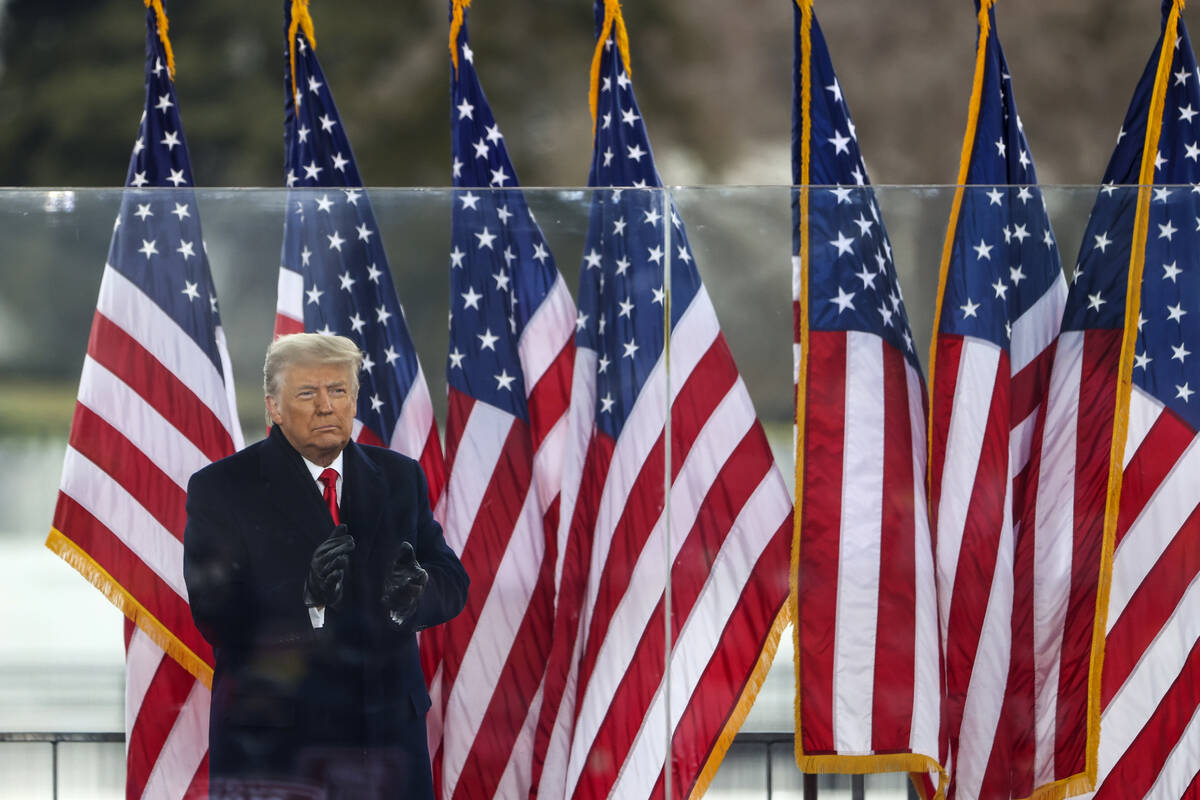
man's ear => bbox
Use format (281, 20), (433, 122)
(265, 395), (283, 425)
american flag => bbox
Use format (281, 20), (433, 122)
(790, 1), (944, 792)
(532, 3), (793, 797)
(274, 2), (444, 502)
(47, 4), (243, 798)
(1033, 2), (1200, 796)
(927, 3), (1067, 798)
(429, 8), (577, 799)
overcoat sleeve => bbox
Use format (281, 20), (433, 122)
(183, 467), (254, 650)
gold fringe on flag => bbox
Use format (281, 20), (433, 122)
(46, 528), (215, 688)
(143, 0), (176, 80)
(449, 0), (472, 75)
(288, 0), (318, 109)
(589, 0), (633, 134)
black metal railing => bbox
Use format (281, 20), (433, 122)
(0, 731), (921, 799)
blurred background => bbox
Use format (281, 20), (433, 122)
(0, 0), (1184, 796)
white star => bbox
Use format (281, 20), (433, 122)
(490, 167), (510, 186)
(1177, 383), (1194, 402)
(576, 311), (589, 331)
(286, 169), (298, 187)
(1167, 302), (1187, 323)
(1159, 220), (1178, 241)
(449, 348), (465, 369)
(627, 144), (646, 162)
(484, 123), (503, 145)
(473, 138), (490, 159)
(623, 339), (640, 359)
(612, 217), (627, 236)
(830, 186), (853, 204)
(376, 305), (392, 325)
(993, 279), (1008, 299)
(493, 270), (510, 292)
(995, 138), (1006, 157)
(644, 207), (662, 226)
(621, 107), (639, 126)
(652, 286), (665, 305)
(647, 245), (664, 264)
(617, 71), (631, 90)
(308, 75), (323, 93)
(356, 223), (374, 242)
(167, 169), (186, 187)
(315, 194), (334, 213)
(1094, 231), (1112, 252)
(318, 114), (337, 133)
(1043, 229), (1055, 248)
(827, 80), (843, 102)
(1155, 186), (1173, 203)
(878, 303), (894, 327)
(134, 203), (153, 221)
(176, 240), (195, 260)
(598, 354), (611, 374)
(1155, 150), (1168, 170)
(959, 296), (981, 319)
(181, 281), (200, 301)
(303, 160), (322, 180)
(331, 153), (349, 172)
(603, 148), (614, 167)
(973, 239), (994, 260)
(366, 263), (382, 283)
(855, 265), (878, 289)
(1173, 342), (1192, 362)
(986, 187), (1004, 206)
(1188, 143), (1200, 163)
(1163, 260), (1182, 282)
(338, 271), (356, 292)
(349, 313), (365, 334)
(497, 205), (513, 224)
(327, 231), (345, 251)
(370, 394), (384, 413)
(1177, 67), (1192, 85)
(452, 158), (463, 179)
(155, 93), (173, 113)
(1018, 150), (1031, 169)
(1016, 187), (1032, 203)
(457, 98), (474, 120)
(830, 286), (856, 313)
(1011, 224), (1030, 243)
(171, 202), (190, 220)
(615, 257), (631, 276)
(475, 227), (497, 250)
(494, 370), (516, 391)
(1087, 292), (1106, 311)
(600, 393), (615, 413)
(160, 130), (181, 150)
(306, 284), (323, 305)
(677, 246), (692, 264)
(461, 286), (483, 310)
(1134, 351), (1152, 369)
(138, 239), (158, 259)
(459, 191), (480, 210)
(1181, 104), (1199, 123)
(828, 130), (851, 154)
(297, 125), (310, 143)
(301, 246), (312, 266)
(618, 298), (634, 318)
(384, 346), (400, 365)
(132, 137), (145, 156)
(831, 232), (855, 256)
(478, 329), (499, 351)
(533, 243), (549, 263)
(853, 214), (873, 236)
(462, 42), (474, 62)
(1101, 181), (1117, 196)
(601, 112), (611, 130)
(449, 247), (465, 269)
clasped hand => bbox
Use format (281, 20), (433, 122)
(382, 541), (428, 628)
(304, 524), (354, 608)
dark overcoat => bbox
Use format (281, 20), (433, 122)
(183, 425), (468, 799)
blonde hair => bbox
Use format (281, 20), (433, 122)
(264, 333), (364, 421)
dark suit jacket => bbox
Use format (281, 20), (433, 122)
(183, 425), (468, 798)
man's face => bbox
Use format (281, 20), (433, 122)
(266, 362), (356, 466)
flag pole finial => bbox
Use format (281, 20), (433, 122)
(449, 0), (473, 75)
(143, 0), (176, 80)
(288, 0), (318, 108)
(589, 0), (632, 133)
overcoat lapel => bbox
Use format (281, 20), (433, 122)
(341, 439), (385, 558)
(259, 425), (336, 549)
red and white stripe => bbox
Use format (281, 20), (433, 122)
(930, 277), (1065, 800)
(1078, 385), (1200, 799)
(795, 329), (941, 763)
(1028, 328), (1122, 794)
(432, 276), (575, 800)
(52, 263), (243, 799)
(535, 287), (792, 799)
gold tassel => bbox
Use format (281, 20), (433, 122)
(143, 0), (176, 80)
(288, 0), (318, 109)
(449, 0), (473, 75)
(589, 0), (633, 134)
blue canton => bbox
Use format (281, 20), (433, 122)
(281, 11), (424, 442)
(793, 8), (921, 370)
(1066, 10), (1200, 430)
(448, 18), (561, 422)
(576, 4), (702, 440)
(108, 9), (225, 375)
(940, 3), (1063, 348)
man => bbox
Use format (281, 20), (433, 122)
(184, 333), (468, 799)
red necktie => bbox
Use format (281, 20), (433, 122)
(319, 467), (340, 525)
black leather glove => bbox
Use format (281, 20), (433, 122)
(382, 541), (428, 627)
(304, 524), (355, 608)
